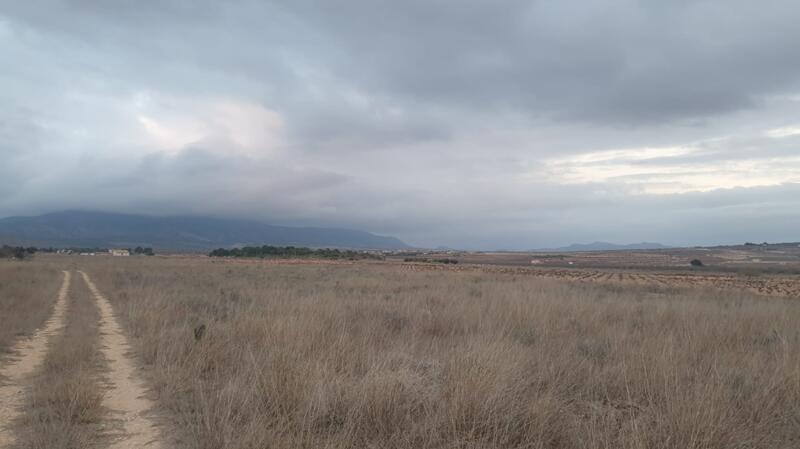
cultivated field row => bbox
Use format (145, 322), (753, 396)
(204, 256), (800, 298)
(398, 263), (800, 298)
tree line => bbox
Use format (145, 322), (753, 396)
(209, 245), (383, 260)
(404, 257), (459, 264)
(0, 245), (36, 260)
(0, 245), (156, 260)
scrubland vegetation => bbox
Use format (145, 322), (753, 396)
(74, 257), (800, 449)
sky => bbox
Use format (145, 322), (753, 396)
(1, 1), (799, 250)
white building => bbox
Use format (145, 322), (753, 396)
(109, 249), (130, 256)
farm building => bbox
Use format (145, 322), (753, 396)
(109, 249), (130, 256)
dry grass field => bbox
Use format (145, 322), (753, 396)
(14, 272), (106, 449)
(0, 263), (63, 355)
(2, 255), (800, 448)
(86, 257), (800, 449)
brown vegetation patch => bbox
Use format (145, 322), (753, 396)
(0, 262), (63, 355)
(12, 270), (106, 449)
(0, 270), (70, 448)
(74, 256), (800, 449)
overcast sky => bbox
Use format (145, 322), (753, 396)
(2, 1), (799, 249)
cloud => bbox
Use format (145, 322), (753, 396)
(1, 1), (800, 248)
(766, 125), (800, 139)
(543, 134), (800, 194)
(134, 95), (286, 156)
(0, 147), (350, 221)
(278, 0), (800, 124)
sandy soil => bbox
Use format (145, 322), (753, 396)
(80, 271), (163, 449)
(0, 271), (71, 448)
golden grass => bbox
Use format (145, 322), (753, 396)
(13, 268), (106, 449)
(0, 261), (62, 355)
(72, 257), (800, 448)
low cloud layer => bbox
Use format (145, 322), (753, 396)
(2, 1), (799, 249)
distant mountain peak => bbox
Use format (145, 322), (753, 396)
(0, 210), (409, 251)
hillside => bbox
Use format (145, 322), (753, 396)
(0, 211), (409, 251)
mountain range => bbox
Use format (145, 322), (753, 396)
(0, 211), (409, 251)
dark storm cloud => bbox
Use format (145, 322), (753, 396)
(1, 147), (351, 220)
(279, 0), (800, 123)
(8, 1), (800, 127)
(1, 1), (800, 248)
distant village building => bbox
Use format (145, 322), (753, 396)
(110, 249), (130, 257)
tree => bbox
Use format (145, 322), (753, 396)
(690, 259), (704, 267)
(0, 245), (30, 260)
(208, 245), (382, 260)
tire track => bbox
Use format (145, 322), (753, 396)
(79, 271), (163, 449)
(0, 270), (71, 448)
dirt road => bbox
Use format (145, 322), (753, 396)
(0, 271), (71, 448)
(79, 271), (163, 449)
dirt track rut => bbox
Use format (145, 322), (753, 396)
(0, 271), (71, 448)
(79, 270), (163, 449)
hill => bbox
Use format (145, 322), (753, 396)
(0, 211), (409, 251)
